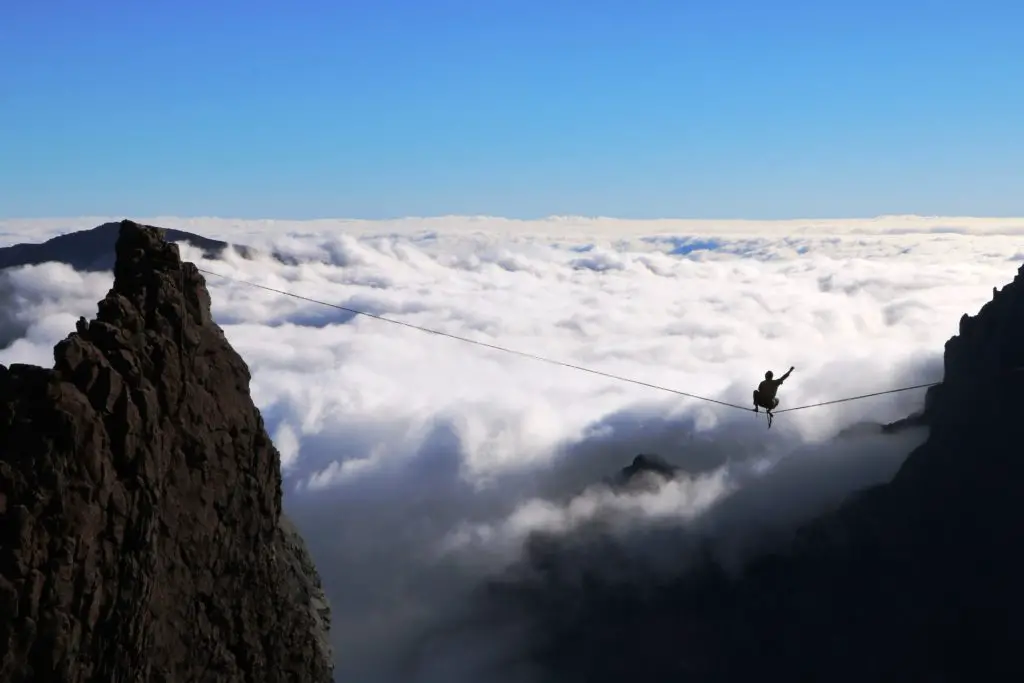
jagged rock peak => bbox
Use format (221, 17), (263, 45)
(892, 259), (1024, 486)
(0, 220), (333, 682)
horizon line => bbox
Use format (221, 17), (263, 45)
(5, 213), (1024, 223)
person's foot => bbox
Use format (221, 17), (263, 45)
(752, 406), (758, 412)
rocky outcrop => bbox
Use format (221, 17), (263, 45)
(500, 264), (1024, 682)
(613, 453), (679, 488)
(0, 221), (333, 682)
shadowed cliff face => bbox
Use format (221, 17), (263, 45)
(0, 221), (333, 682)
(485, 264), (1024, 682)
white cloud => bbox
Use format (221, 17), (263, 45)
(5, 214), (1024, 246)
(0, 262), (118, 362)
(1, 215), (1021, 682)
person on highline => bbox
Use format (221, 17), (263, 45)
(753, 366), (794, 427)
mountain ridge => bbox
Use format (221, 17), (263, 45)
(0, 221), (263, 272)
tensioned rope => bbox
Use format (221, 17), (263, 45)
(197, 267), (939, 416)
(774, 383), (938, 413)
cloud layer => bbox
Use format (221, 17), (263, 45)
(2, 216), (1021, 681)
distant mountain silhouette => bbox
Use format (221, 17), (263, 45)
(0, 221), (262, 272)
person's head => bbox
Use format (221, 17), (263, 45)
(765, 370), (773, 380)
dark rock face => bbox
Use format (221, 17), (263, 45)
(0, 221), (333, 682)
(615, 453), (679, 488)
(0, 221), (260, 272)
(499, 264), (1024, 682)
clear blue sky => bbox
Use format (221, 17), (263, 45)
(2, 0), (1022, 219)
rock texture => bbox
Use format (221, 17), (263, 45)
(499, 264), (1024, 682)
(0, 221), (333, 682)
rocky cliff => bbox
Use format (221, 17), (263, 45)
(498, 264), (1024, 682)
(0, 221), (333, 682)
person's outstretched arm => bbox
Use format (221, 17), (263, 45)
(779, 366), (794, 382)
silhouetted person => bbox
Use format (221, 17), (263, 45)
(753, 366), (794, 427)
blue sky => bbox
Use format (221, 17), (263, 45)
(2, 0), (1022, 219)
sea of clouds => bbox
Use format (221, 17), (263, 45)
(2, 215), (1022, 681)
